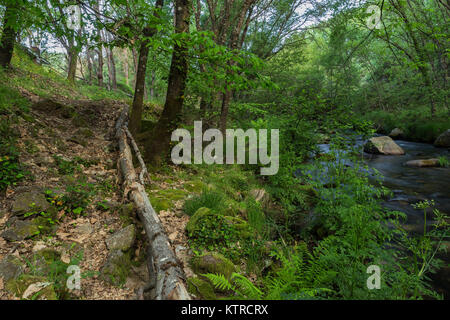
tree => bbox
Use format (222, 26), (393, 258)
(129, 0), (164, 135)
(0, 1), (20, 68)
(145, 0), (192, 164)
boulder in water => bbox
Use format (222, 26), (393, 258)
(389, 128), (405, 139)
(364, 136), (405, 155)
(434, 129), (450, 148)
(405, 159), (440, 167)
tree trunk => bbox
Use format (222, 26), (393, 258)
(67, 46), (78, 83)
(0, 4), (17, 68)
(86, 49), (93, 85)
(129, 0), (164, 135)
(97, 46), (104, 87)
(123, 48), (129, 87)
(219, 90), (232, 133)
(145, 0), (192, 165)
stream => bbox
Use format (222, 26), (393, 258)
(313, 137), (450, 298)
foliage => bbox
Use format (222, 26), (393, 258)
(183, 189), (226, 216)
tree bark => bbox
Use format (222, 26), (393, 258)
(145, 0), (192, 165)
(129, 0), (164, 135)
(0, 3), (17, 68)
(67, 45), (78, 83)
(86, 48), (93, 85)
(115, 107), (190, 300)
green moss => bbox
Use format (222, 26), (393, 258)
(191, 252), (237, 280)
(187, 277), (217, 300)
(117, 203), (135, 226)
(184, 180), (206, 193)
(100, 250), (132, 286)
(186, 207), (215, 234)
(148, 188), (188, 213)
(6, 275), (58, 300)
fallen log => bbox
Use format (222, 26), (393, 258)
(115, 109), (190, 300)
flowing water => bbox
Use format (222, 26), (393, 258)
(312, 137), (450, 298)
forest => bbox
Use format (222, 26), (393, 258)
(0, 0), (449, 301)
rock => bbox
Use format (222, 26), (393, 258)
(187, 277), (216, 300)
(5, 275), (57, 300)
(405, 159), (440, 167)
(100, 249), (132, 286)
(31, 249), (63, 275)
(249, 189), (270, 208)
(389, 128), (405, 139)
(191, 252), (237, 280)
(364, 136), (405, 155)
(434, 129), (450, 148)
(105, 225), (136, 252)
(0, 255), (24, 281)
(74, 223), (94, 235)
(1, 220), (40, 241)
(11, 190), (51, 216)
(186, 207), (215, 235)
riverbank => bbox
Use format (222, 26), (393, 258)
(363, 108), (450, 144)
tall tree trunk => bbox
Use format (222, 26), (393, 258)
(123, 48), (129, 86)
(86, 48), (93, 85)
(150, 69), (156, 99)
(67, 45), (78, 83)
(145, 0), (192, 164)
(129, 0), (164, 135)
(0, 4), (17, 68)
(97, 46), (104, 87)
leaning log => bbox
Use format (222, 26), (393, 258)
(115, 109), (190, 300)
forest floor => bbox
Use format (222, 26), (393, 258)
(0, 86), (183, 299)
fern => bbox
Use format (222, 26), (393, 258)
(203, 273), (263, 299)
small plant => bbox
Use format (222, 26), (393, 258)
(62, 178), (96, 216)
(0, 155), (25, 191)
(183, 189), (226, 216)
(53, 155), (80, 175)
(204, 272), (263, 299)
(438, 156), (449, 168)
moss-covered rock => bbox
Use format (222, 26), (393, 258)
(191, 252), (237, 280)
(184, 180), (206, 193)
(1, 220), (40, 241)
(148, 189), (188, 213)
(100, 249), (132, 286)
(186, 207), (215, 234)
(223, 216), (252, 238)
(117, 203), (135, 226)
(0, 255), (24, 281)
(105, 224), (136, 252)
(11, 190), (52, 216)
(187, 277), (217, 300)
(6, 275), (57, 300)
